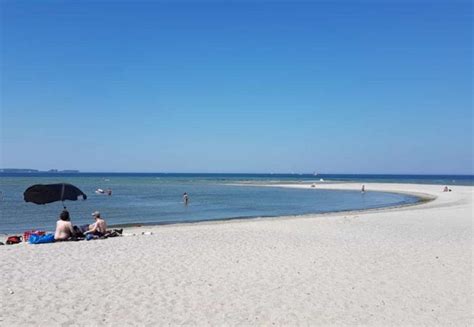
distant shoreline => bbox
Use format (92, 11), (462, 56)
(1, 170), (473, 176)
(0, 169), (80, 173)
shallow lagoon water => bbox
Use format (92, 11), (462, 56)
(0, 174), (421, 234)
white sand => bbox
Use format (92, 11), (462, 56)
(1, 183), (472, 326)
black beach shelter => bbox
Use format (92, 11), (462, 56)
(24, 183), (87, 205)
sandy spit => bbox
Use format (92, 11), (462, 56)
(0, 183), (472, 326)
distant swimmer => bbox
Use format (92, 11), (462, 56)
(183, 192), (189, 205)
(361, 185), (365, 193)
(107, 188), (112, 196)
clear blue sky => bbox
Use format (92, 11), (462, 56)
(1, 0), (472, 174)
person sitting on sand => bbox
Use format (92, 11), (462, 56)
(54, 210), (74, 241)
(443, 186), (449, 192)
(84, 211), (107, 236)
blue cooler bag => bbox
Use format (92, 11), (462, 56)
(29, 233), (55, 244)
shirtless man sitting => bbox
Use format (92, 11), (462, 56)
(54, 210), (74, 241)
(85, 211), (107, 236)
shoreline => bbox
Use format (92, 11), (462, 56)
(1, 182), (472, 325)
(2, 182), (435, 237)
(109, 182), (437, 233)
(110, 192), (431, 232)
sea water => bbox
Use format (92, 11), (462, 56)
(1, 173), (469, 234)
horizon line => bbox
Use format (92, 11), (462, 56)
(0, 169), (473, 176)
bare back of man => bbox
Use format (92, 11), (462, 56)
(54, 220), (74, 241)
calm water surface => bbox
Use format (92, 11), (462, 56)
(0, 173), (449, 234)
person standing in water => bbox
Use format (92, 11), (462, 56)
(361, 185), (365, 193)
(183, 192), (189, 205)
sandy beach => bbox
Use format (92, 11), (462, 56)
(1, 182), (472, 326)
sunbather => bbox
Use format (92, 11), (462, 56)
(54, 210), (74, 241)
(84, 211), (107, 236)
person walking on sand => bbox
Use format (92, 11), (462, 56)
(183, 192), (189, 206)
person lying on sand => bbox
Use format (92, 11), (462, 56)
(54, 210), (74, 241)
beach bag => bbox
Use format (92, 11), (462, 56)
(73, 225), (86, 237)
(6, 235), (22, 245)
(29, 233), (55, 244)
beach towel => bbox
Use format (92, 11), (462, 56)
(29, 233), (55, 244)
